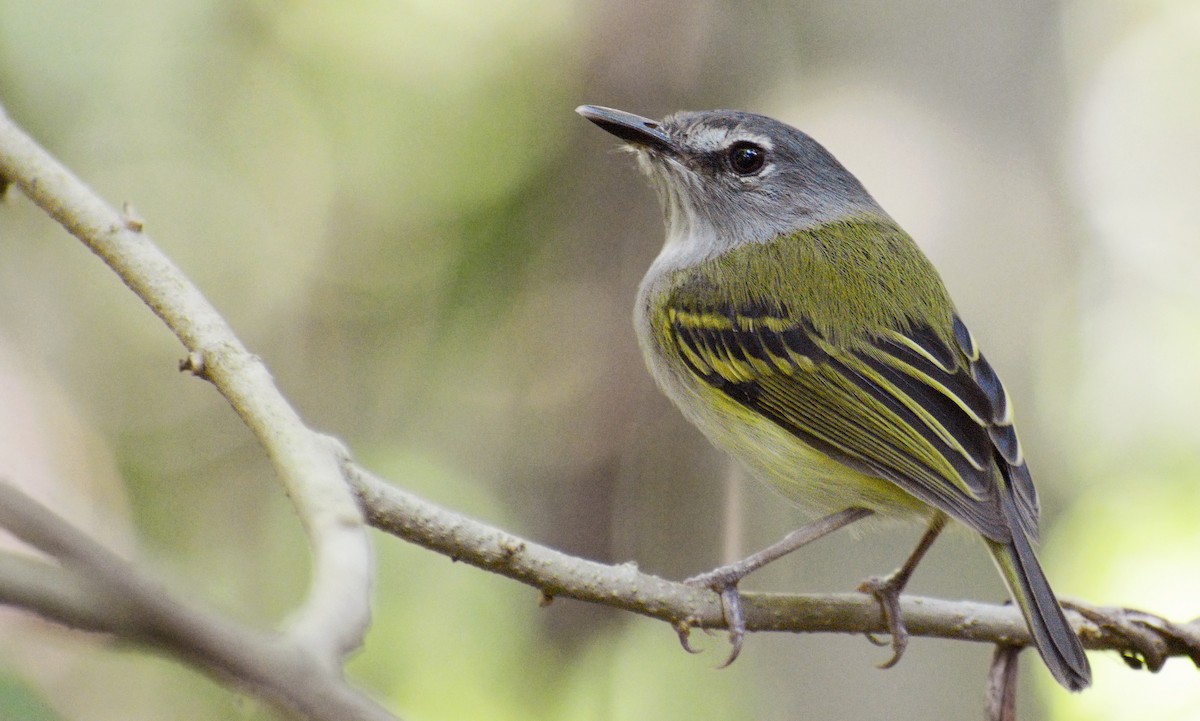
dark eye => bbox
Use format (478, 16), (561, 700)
(727, 141), (766, 175)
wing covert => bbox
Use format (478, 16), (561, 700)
(666, 301), (1036, 542)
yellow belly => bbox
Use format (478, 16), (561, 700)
(660, 359), (933, 522)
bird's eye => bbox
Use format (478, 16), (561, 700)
(726, 141), (766, 175)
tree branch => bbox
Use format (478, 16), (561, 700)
(0, 103), (371, 664)
(0, 552), (124, 635)
(347, 460), (1200, 668)
(0, 481), (398, 721)
(0, 95), (1197, 721)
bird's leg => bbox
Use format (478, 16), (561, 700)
(857, 513), (948, 668)
(684, 507), (874, 666)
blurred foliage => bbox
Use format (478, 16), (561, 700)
(0, 672), (63, 721)
(0, 0), (1198, 719)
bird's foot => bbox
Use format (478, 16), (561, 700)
(857, 572), (909, 668)
(679, 509), (878, 667)
(684, 566), (749, 668)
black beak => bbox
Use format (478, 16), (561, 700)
(576, 105), (674, 154)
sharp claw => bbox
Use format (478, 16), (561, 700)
(684, 572), (748, 667)
(877, 635), (907, 669)
(675, 620), (702, 654)
(863, 632), (889, 647)
(715, 585), (745, 668)
(674, 511), (880, 669)
(857, 574), (910, 669)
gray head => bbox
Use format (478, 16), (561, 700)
(577, 105), (886, 260)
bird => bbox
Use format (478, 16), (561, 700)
(576, 104), (1091, 691)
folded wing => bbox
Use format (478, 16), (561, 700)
(665, 300), (1039, 542)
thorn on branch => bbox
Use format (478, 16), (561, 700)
(539, 590), (554, 607)
(121, 202), (144, 231)
(179, 351), (207, 378)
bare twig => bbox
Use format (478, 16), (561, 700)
(0, 553), (122, 634)
(986, 645), (1021, 721)
(348, 460), (1200, 667)
(0, 103), (371, 663)
(1067, 601), (1200, 671)
(0, 482), (397, 721)
(1, 97), (1197, 721)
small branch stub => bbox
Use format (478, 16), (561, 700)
(179, 351), (206, 378)
(121, 202), (145, 232)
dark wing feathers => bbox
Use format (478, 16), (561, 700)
(950, 315), (1040, 536)
(667, 302), (1040, 543)
(850, 351), (993, 473)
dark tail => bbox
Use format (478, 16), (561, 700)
(986, 502), (1091, 691)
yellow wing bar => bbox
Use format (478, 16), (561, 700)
(666, 303), (1034, 542)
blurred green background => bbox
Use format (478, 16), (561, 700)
(1, 1), (1198, 719)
